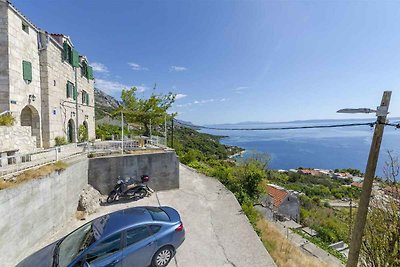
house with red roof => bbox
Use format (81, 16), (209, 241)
(260, 184), (300, 222)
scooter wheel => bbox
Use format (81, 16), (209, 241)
(107, 191), (118, 203)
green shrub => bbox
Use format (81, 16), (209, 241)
(0, 113), (15, 126)
(79, 124), (88, 142)
(55, 136), (68, 146)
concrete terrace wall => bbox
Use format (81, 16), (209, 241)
(89, 151), (179, 194)
(0, 158), (88, 266)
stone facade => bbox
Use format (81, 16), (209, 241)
(0, 126), (36, 154)
(40, 36), (95, 147)
(0, 1), (95, 150)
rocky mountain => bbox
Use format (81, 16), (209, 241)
(94, 88), (120, 119)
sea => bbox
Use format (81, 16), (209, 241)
(201, 118), (400, 178)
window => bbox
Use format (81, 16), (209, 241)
(63, 42), (72, 64)
(82, 91), (89, 105)
(66, 81), (75, 99)
(22, 22), (29, 34)
(150, 225), (161, 234)
(81, 61), (88, 77)
(146, 207), (170, 222)
(86, 233), (121, 263)
(126, 226), (151, 247)
(22, 60), (32, 82)
(80, 61), (94, 80)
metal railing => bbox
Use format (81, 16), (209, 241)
(0, 136), (167, 178)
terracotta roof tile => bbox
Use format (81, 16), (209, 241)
(267, 185), (289, 208)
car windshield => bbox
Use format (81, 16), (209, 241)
(146, 207), (170, 222)
(57, 221), (95, 267)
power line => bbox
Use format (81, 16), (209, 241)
(174, 120), (376, 131)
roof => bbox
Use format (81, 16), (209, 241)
(7, 1), (41, 32)
(267, 185), (289, 208)
(351, 182), (363, 188)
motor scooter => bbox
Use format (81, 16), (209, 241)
(106, 175), (154, 203)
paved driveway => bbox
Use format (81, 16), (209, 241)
(31, 164), (276, 267)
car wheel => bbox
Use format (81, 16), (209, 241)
(152, 246), (173, 267)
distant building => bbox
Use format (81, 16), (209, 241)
(298, 168), (327, 177)
(351, 182), (363, 189)
(333, 172), (352, 179)
(260, 184), (300, 222)
(0, 0), (95, 150)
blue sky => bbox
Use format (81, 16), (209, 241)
(13, 0), (400, 124)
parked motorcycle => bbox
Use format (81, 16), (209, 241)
(106, 175), (154, 203)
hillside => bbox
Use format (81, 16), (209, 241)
(94, 88), (120, 119)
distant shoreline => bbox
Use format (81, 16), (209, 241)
(229, 150), (246, 159)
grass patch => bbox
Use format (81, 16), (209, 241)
(256, 218), (330, 267)
(0, 161), (68, 190)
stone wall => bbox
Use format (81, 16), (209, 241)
(40, 37), (95, 148)
(88, 151), (180, 194)
(0, 1), (9, 112)
(0, 125), (36, 153)
(0, 158), (89, 266)
(7, 6), (42, 130)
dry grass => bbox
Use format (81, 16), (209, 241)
(0, 161), (68, 190)
(256, 218), (330, 267)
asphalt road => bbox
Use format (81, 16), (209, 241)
(30, 164), (276, 267)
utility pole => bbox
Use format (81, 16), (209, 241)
(149, 119), (152, 143)
(164, 115), (167, 146)
(171, 119), (174, 149)
(121, 111), (124, 155)
(346, 91), (392, 267)
(349, 198), (352, 239)
(74, 67), (79, 143)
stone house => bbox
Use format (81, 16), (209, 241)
(0, 0), (95, 151)
(260, 184), (300, 222)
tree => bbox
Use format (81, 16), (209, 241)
(117, 87), (176, 136)
(360, 151), (400, 267)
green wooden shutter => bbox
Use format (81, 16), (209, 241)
(86, 94), (89, 105)
(63, 42), (69, 61)
(72, 49), (79, 67)
(22, 61), (32, 82)
(87, 66), (93, 80)
(73, 85), (77, 100)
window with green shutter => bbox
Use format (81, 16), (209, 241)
(72, 49), (80, 67)
(22, 61), (32, 82)
(66, 81), (73, 98)
(63, 41), (73, 65)
(81, 61), (88, 77)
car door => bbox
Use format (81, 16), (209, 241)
(82, 233), (123, 267)
(121, 225), (156, 267)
